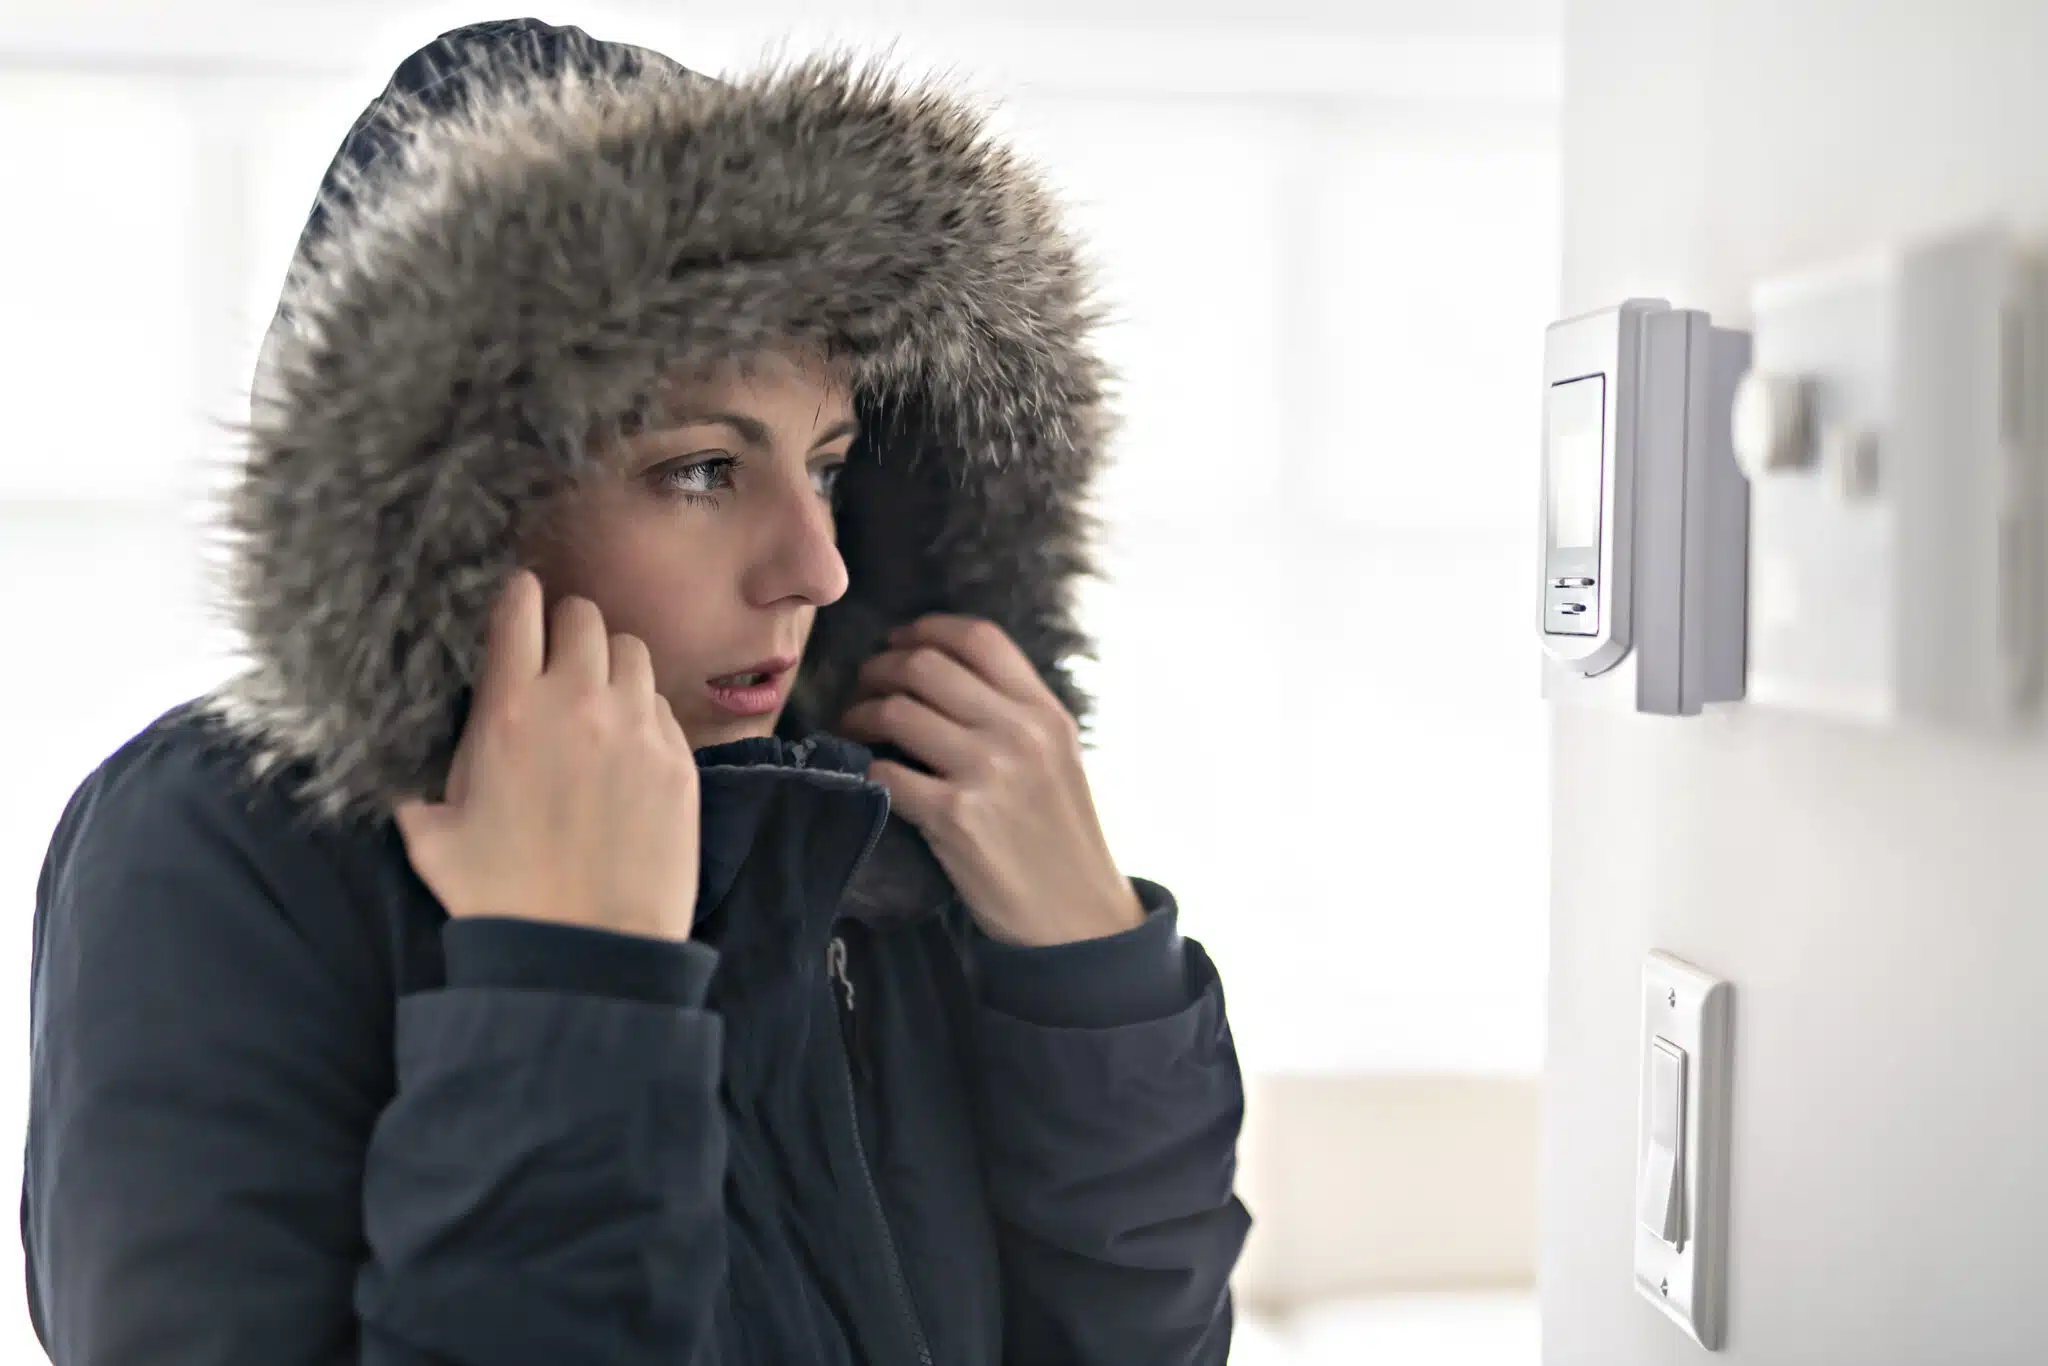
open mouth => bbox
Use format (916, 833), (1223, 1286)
(707, 655), (796, 690)
(705, 663), (791, 718)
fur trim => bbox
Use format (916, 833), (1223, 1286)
(206, 42), (1112, 823)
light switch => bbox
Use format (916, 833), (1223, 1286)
(1637, 1037), (1688, 1247)
(1636, 952), (1732, 1351)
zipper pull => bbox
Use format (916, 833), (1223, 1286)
(827, 935), (857, 1013)
(827, 934), (868, 1079)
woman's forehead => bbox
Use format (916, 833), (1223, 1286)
(655, 346), (852, 410)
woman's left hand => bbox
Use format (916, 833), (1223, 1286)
(835, 614), (1146, 948)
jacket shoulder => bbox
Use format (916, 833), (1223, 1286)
(36, 698), (406, 1009)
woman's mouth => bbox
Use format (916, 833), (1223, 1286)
(705, 659), (795, 717)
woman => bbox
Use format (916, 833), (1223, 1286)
(21, 17), (1249, 1366)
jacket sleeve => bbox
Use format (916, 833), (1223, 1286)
(21, 746), (730, 1366)
(963, 878), (1252, 1366)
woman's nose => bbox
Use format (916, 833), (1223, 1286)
(754, 477), (849, 608)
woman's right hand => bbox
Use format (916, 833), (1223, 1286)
(394, 569), (702, 942)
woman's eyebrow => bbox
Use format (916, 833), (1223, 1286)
(811, 417), (859, 450)
(655, 412), (857, 450)
(661, 411), (772, 445)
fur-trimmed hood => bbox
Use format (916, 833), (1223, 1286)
(207, 19), (1112, 825)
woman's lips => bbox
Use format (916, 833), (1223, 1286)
(708, 659), (794, 716)
(707, 655), (798, 686)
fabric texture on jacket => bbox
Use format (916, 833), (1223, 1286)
(22, 16), (1250, 1366)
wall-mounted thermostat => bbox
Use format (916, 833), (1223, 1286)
(1540, 301), (1752, 715)
(1739, 221), (2045, 733)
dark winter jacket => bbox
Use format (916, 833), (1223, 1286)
(20, 18), (1250, 1366)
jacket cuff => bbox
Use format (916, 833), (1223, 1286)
(971, 878), (1190, 1029)
(442, 918), (718, 1009)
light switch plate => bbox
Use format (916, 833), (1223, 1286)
(1742, 221), (2046, 732)
(1635, 952), (1734, 1349)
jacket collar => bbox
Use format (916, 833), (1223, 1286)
(692, 733), (955, 936)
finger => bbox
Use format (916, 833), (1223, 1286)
(547, 595), (611, 688)
(865, 758), (953, 833)
(391, 798), (450, 851)
(856, 645), (1015, 729)
(888, 615), (1045, 704)
(476, 569), (545, 714)
(839, 692), (980, 777)
(654, 690), (691, 749)
(609, 631), (655, 694)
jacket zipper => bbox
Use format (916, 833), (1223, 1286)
(823, 917), (937, 1366)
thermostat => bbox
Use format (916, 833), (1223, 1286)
(1540, 300), (1752, 715)
(1739, 221), (2045, 733)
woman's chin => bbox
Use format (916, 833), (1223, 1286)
(683, 711), (783, 750)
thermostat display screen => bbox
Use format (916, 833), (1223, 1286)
(1548, 375), (1607, 553)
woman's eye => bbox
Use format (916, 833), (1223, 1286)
(656, 455), (740, 502)
(813, 462), (846, 499)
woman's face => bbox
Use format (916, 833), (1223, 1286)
(528, 347), (855, 749)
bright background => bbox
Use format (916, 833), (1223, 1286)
(0, 1), (1560, 1360)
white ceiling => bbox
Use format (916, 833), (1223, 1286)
(0, 0), (1562, 98)
(1, 0), (1563, 45)
(0, 7), (1565, 106)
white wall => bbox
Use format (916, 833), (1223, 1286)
(1546, 3), (2048, 1363)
